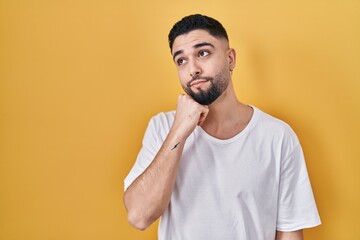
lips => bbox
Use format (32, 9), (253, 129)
(189, 79), (209, 87)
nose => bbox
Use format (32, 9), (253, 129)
(189, 60), (201, 78)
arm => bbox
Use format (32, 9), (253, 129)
(275, 230), (303, 240)
(123, 94), (209, 230)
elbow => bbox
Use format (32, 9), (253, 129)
(127, 210), (150, 231)
(124, 193), (150, 231)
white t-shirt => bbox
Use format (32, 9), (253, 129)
(124, 107), (321, 240)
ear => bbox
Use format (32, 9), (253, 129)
(228, 48), (236, 71)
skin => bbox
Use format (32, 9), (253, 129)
(123, 29), (303, 239)
(276, 230), (303, 240)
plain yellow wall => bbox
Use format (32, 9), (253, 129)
(1, 0), (359, 239)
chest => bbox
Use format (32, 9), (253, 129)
(176, 136), (282, 201)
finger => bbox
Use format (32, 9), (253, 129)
(197, 107), (209, 126)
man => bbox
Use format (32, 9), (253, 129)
(124, 14), (321, 239)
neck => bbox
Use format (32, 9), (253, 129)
(200, 80), (253, 139)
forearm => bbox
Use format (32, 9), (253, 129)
(124, 130), (185, 230)
(275, 230), (303, 240)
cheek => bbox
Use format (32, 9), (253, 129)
(177, 69), (188, 85)
(205, 58), (224, 74)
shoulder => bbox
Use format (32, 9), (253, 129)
(146, 111), (175, 138)
(140, 111), (176, 146)
(252, 106), (300, 147)
(254, 107), (291, 130)
(149, 111), (175, 128)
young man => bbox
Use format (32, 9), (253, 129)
(124, 14), (321, 239)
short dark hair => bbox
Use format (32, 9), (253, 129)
(168, 14), (229, 51)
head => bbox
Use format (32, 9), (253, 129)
(168, 14), (236, 105)
(168, 14), (229, 52)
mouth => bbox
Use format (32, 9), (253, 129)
(188, 77), (211, 88)
(190, 79), (208, 87)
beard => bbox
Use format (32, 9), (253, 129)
(182, 68), (230, 105)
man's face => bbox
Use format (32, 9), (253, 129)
(171, 29), (234, 105)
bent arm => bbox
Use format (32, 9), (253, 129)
(276, 230), (303, 240)
(123, 130), (185, 230)
(123, 94), (209, 230)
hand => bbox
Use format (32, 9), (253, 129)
(171, 94), (209, 139)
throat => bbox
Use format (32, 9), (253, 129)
(201, 104), (254, 140)
(201, 120), (248, 140)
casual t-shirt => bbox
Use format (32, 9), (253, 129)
(124, 106), (321, 240)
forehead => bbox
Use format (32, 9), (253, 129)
(172, 29), (226, 55)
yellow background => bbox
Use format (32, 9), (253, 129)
(1, 0), (359, 239)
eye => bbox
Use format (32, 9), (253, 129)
(199, 50), (210, 57)
(176, 58), (186, 66)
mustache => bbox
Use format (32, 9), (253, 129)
(187, 76), (213, 87)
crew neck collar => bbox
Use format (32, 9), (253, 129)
(195, 106), (259, 144)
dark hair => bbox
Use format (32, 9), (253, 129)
(168, 14), (229, 51)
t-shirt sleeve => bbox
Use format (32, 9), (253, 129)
(124, 117), (162, 191)
(276, 141), (321, 231)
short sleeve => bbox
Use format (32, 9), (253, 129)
(277, 143), (321, 231)
(124, 117), (161, 191)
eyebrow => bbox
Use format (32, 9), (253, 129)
(172, 42), (215, 61)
